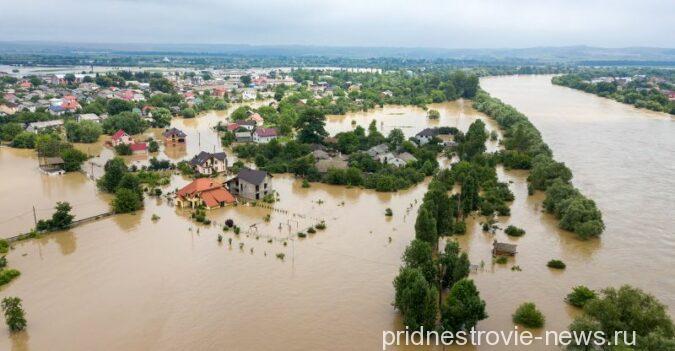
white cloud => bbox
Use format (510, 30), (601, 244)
(0, 0), (672, 47)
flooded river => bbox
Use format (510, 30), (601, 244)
(0, 75), (673, 350)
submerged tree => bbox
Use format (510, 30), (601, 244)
(393, 267), (438, 330)
(1, 297), (27, 332)
(441, 279), (487, 333)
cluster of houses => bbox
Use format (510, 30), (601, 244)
(175, 161), (273, 210)
(588, 75), (675, 99)
(225, 113), (279, 143)
(0, 67), (300, 121)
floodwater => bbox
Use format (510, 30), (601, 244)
(0, 76), (673, 350)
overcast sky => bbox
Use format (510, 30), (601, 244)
(1, 0), (673, 48)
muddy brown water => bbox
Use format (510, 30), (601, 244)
(0, 75), (673, 350)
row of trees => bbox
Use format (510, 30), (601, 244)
(472, 91), (604, 239)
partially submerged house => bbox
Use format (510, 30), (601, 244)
(163, 127), (187, 144)
(226, 168), (272, 200)
(492, 240), (517, 256)
(39, 157), (65, 175)
(414, 128), (438, 145)
(175, 178), (236, 209)
(189, 151), (227, 175)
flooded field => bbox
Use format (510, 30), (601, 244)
(0, 76), (673, 350)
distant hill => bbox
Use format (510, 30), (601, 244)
(0, 42), (674, 64)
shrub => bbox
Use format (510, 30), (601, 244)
(566, 286), (596, 308)
(225, 219), (234, 228)
(0, 269), (21, 287)
(504, 225), (526, 237)
(276, 253), (285, 260)
(1, 297), (27, 332)
(307, 227), (316, 234)
(302, 179), (310, 188)
(315, 221), (326, 230)
(512, 302), (545, 328)
(297, 232), (307, 238)
(495, 256), (508, 264)
(0, 257), (6, 269)
(385, 208), (393, 216)
(115, 143), (132, 155)
(547, 259), (566, 269)
(0, 240), (10, 254)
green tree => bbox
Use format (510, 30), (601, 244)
(441, 279), (487, 332)
(295, 108), (328, 144)
(402, 239), (437, 284)
(513, 302), (545, 328)
(393, 267), (438, 330)
(112, 188), (142, 213)
(568, 285), (674, 350)
(60, 148), (88, 172)
(439, 241), (470, 289)
(10, 132), (36, 148)
(566, 286), (597, 308)
(65, 120), (103, 143)
(106, 98), (134, 115)
(102, 112), (147, 135)
(149, 77), (174, 93)
(415, 206), (438, 245)
(387, 128), (405, 151)
(181, 108), (196, 118)
(230, 106), (250, 121)
(0, 123), (23, 141)
(1, 297), (26, 332)
(50, 202), (74, 230)
(150, 107), (172, 128)
(240, 75), (252, 85)
(97, 157), (128, 193)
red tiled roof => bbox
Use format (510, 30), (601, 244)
(227, 123), (240, 131)
(112, 129), (128, 140)
(255, 127), (277, 137)
(129, 142), (147, 151)
(248, 113), (263, 122)
(177, 179), (235, 207)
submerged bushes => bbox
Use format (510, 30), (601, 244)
(473, 90), (604, 239)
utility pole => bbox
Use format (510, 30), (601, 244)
(32, 206), (38, 229)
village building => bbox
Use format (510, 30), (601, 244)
(163, 127), (187, 144)
(189, 151), (228, 175)
(129, 142), (148, 154)
(76, 113), (101, 123)
(316, 157), (349, 173)
(253, 127), (278, 143)
(26, 120), (64, 134)
(414, 128), (438, 145)
(248, 112), (264, 126)
(111, 129), (133, 146)
(38, 157), (65, 175)
(175, 178), (236, 209)
(226, 168), (272, 200)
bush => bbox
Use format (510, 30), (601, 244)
(315, 221), (326, 230)
(301, 179), (310, 188)
(112, 188), (142, 213)
(512, 302), (545, 328)
(307, 227), (316, 234)
(297, 232), (307, 238)
(504, 225), (526, 237)
(181, 107), (196, 118)
(547, 259), (566, 269)
(0, 257), (6, 269)
(0, 240), (9, 254)
(225, 219), (234, 228)
(566, 286), (596, 308)
(115, 143), (132, 155)
(385, 208), (393, 216)
(0, 269), (21, 287)
(495, 256), (508, 264)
